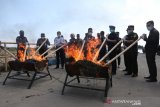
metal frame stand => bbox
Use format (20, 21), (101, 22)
(3, 66), (52, 89)
(61, 74), (112, 97)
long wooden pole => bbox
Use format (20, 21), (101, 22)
(92, 38), (107, 61)
(77, 40), (85, 60)
(44, 45), (66, 58)
(97, 39), (123, 63)
(104, 37), (142, 66)
(40, 44), (55, 56)
(35, 39), (48, 53)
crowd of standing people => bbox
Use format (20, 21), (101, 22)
(15, 20), (159, 82)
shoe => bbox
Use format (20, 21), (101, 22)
(144, 76), (151, 79)
(54, 67), (59, 69)
(146, 79), (157, 82)
(124, 73), (132, 75)
(61, 67), (64, 69)
(131, 74), (138, 77)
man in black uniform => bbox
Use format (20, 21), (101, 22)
(16, 30), (29, 60)
(98, 31), (107, 62)
(107, 26), (119, 75)
(142, 20), (159, 82)
(69, 33), (76, 45)
(36, 33), (50, 57)
(76, 34), (83, 48)
(124, 25), (138, 77)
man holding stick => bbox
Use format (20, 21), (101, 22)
(107, 25), (119, 75)
(124, 25), (138, 77)
(16, 30), (29, 61)
(36, 33), (50, 57)
(142, 20), (159, 82)
(54, 31), (66, 69)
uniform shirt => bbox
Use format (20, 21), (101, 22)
(125, 32), (138, 54)
(37, 38), (50, 49)
(107, 32), (119, 50)
(54, 36), (65, 47)
(145, 28), (159, 53)
(16, 36), (28, 45)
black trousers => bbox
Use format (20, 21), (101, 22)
(146, 51), (157, 79)
(127, 52), (138, 75)
(124, 52), (129, 71)
(117, 56), (121, 66)
(109, 50), (117, 74)
(56, 48), (65, 68)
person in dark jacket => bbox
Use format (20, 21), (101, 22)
(142, 20), (159, 82)
(124, 25), (138, 77)
(107, 25), (119, 75)
(16, 30), (29, 60)
(36, 33), (50, 56)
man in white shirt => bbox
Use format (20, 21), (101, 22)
(54, 31), (66, 69)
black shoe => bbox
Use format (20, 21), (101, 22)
(54, 67), (59, 69)
(146, 79), (157, 82)
(124, 73), (132, 75)
(144, 76), (151, 79)
(131, 74), (138, 77)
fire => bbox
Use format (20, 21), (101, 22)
(17, 44), (45, 62)
(65, 38), (101, 64)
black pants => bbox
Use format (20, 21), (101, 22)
(146, 51), (157, 79)
(117, 56), (121, 66)
(127, 52), (138, 75)
(109, 50), (117, 74)
(124, 52), (129, 71)
(56, 48), (65, 68)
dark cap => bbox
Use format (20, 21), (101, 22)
(109, 25), (115, 29)
(41, 33), (45, 37)
(147, 20), (154, 26)
(127, 25), (134, 31)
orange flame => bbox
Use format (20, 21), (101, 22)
(65, 38), (101, 64)
(17, 44), (45, 62)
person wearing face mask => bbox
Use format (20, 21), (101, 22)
(106, 25), (119, 75)
(123, 25), (138, 77)
(141, 20), (159, 82)
(16, 30), (29, 60)
(54, 31), (66, 69)
(36, 33), (50, 57)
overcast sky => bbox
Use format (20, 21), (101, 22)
(0, 0), (160, 46)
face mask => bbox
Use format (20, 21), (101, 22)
(147, 26), (153, 31)
(110, 29), (115, 33)
(88, 32), (92, 36)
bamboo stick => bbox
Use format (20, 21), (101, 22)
(35, 39), (48, 53)
(44, 45), (66, 58)
(104, 37), (142, 66)
(40, 44), (55, 57)
(92, 38), (107, 61)
(23, 46), (28, 61)
(77, 40), (85, 60)
(97, 39), (123, 63)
